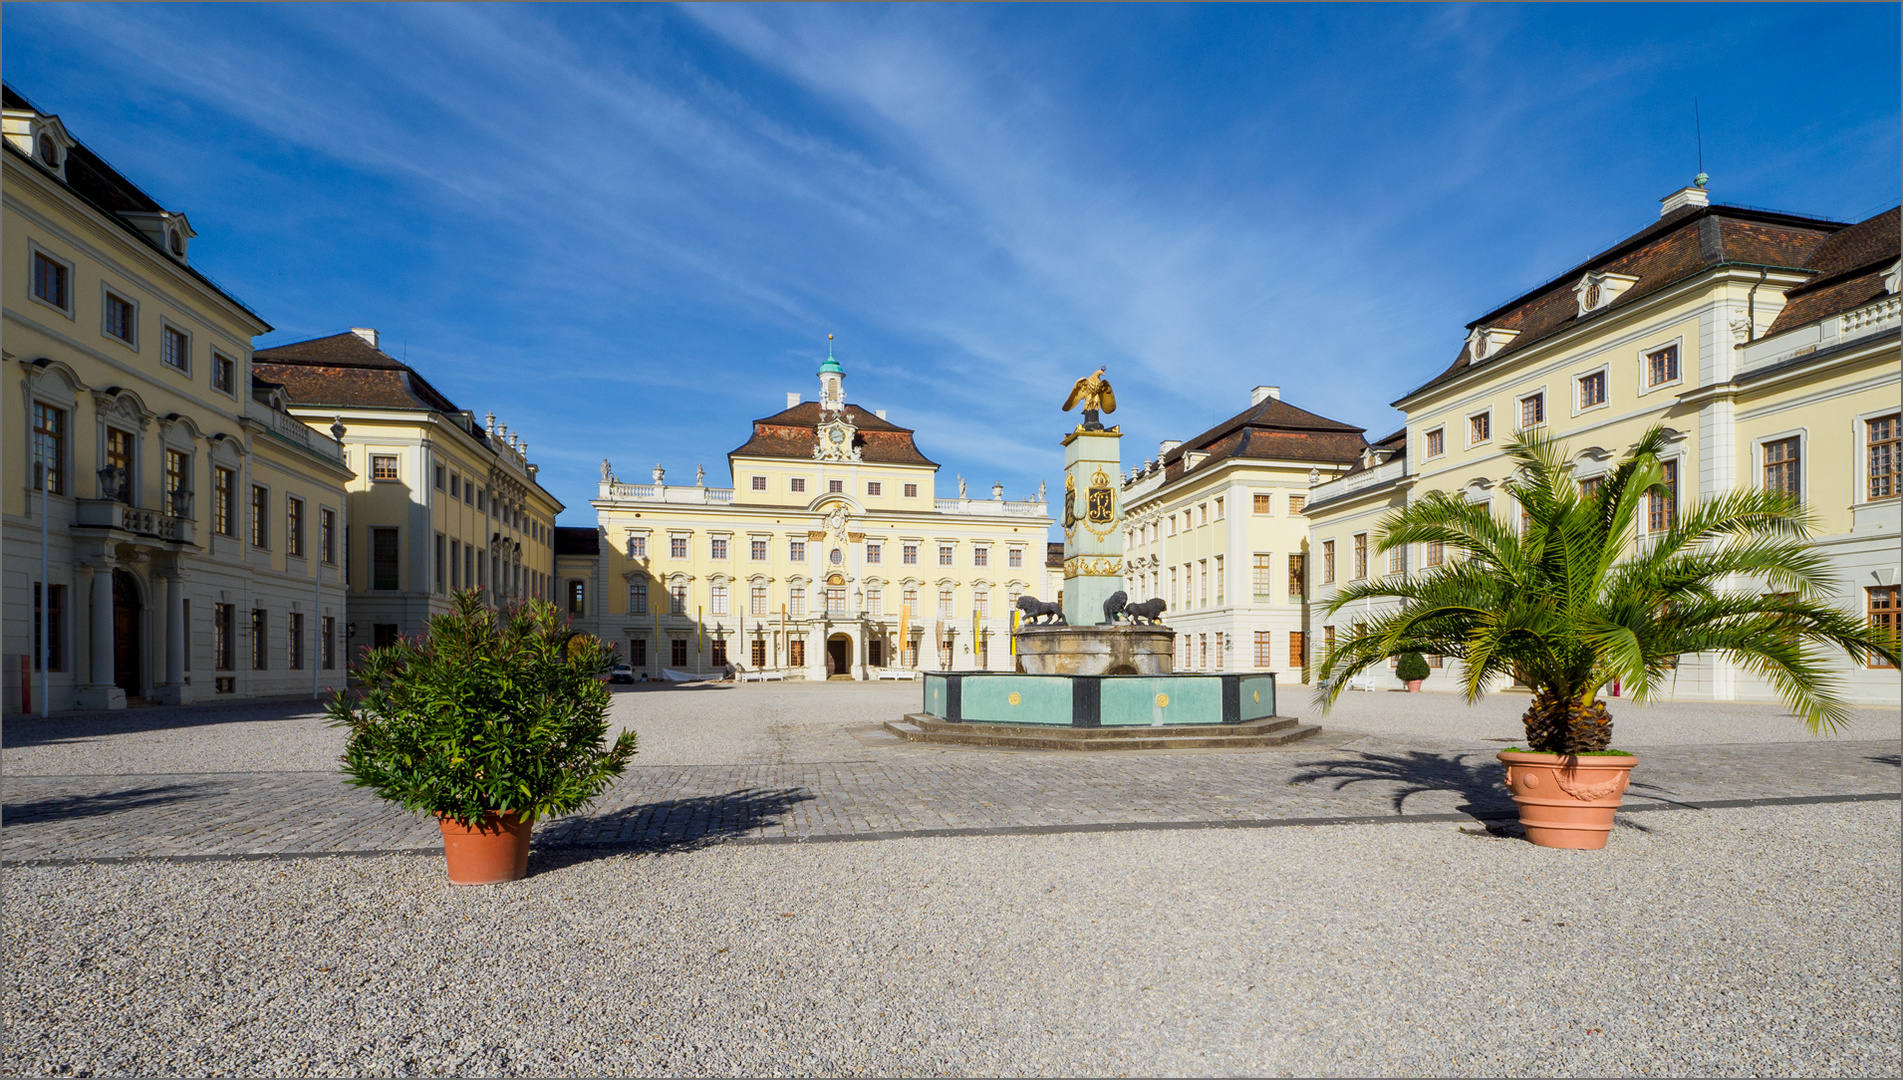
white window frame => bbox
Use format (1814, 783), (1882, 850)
(1515, 387), (1548, 431)
(158, 318), (193, 376)
(27, 241), (76, 319)
(1639, 337), (1685, 396)
(1855, 407), (1903, 506)
(370, 454), (401, 482)
(1754, 427), (1808, 502)
(1465, 408), (1493, 449)
(100, 283), (140, 351)
(1422, 425), (1446, 461)
(1573, 363), (1611, 416)
(210, 351), (239, 399)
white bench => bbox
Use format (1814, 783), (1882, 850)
(873, 669), (920, 681)
(738, 669), (786, 682)
(1347, 672), (1381, 692)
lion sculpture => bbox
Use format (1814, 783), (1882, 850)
(1015, 595), (1066, 625)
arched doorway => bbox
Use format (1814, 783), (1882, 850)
(112, 569), (141, 697)
(826, 633), (852, 680)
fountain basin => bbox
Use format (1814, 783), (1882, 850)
(1014, 624), (1174, 676)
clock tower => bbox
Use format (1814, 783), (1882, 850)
(818, 334), (845, 413)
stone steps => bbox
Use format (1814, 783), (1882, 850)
(884, 713), (1323, 751)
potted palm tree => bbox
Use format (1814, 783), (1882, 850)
(1315, 426), (1896, 849)
(329, 592), (638, 883)
(1395, 651), (1431, 692)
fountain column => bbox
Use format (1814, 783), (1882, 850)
(1059, 428), (1124, 626)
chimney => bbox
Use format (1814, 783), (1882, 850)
(875, 409), (887, 421)
(1659, 180), (1710, 218)
(350, 327), (379, 349)
(1251, 386), (1281, 404)
(785, 392), (800, 410)
(1160, 439), (1181, 458)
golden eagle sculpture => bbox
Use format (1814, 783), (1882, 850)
(1062, 366), (1117, 431)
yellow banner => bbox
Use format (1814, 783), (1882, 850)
(898, 604), (909, 667)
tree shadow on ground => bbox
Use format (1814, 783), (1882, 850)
(1290, 749), (1519, 818)
(1, 782), (220, 823)
(1869, 753), (1901, 769)
(527, 787), (815, 872)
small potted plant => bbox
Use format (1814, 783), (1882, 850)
(329, 592), (638, 884)
(1395, 651), (1430, 692)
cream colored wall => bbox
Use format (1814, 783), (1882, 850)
(730, 456), (938, 509)
(1734, 352), (1899, 535)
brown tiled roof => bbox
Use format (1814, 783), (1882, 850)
(1403, 204), (1845, 402)
(1338, 428), (1408, 478)
(254, 333), (463, 413)
(728, 402), (938, 467)
(554, 526), (599, 557)
(1764, 207), (1900, 336)
(1155, 395), (1366, 483)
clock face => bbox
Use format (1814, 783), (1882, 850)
(830, 428), (846, 444)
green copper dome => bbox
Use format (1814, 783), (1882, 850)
(818, 337), (843, 375)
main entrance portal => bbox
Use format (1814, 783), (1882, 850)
(112, 569), (140, 697)
(826, 635), (852, 680)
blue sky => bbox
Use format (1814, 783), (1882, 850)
(7, 4), (1898, 524)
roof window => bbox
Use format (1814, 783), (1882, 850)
(1573, 272), (1640, 317)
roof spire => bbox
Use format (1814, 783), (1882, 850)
(819, 332), (843, 375)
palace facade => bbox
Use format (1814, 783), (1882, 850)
(1305, 185), (1900, 703)
(4, 86), (352, 712)
(561, 349), (1052, 679)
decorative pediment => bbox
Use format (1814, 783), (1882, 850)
(1573, 272), (1640, 317)
(92, 387), (154, 429)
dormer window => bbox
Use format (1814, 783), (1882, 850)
(1466, 326), (1521, 361)
(5, 108), (74, 178)
(169, 230), (185, 256)
(36, 132), (57, 166)
(120, 211), (196, 262)
(1573, 271), (1640, 317)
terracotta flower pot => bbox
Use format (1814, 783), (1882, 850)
(1406, 680), (1423, 692)
(1497, 750), (1639, 850)
(437, 811), (533, 884)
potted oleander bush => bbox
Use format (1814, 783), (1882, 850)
(1315, 426), (1897, 850)
(1395, 651), (1430, 692)
(329, 592), (638, 884)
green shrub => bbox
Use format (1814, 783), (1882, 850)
(1395, 651), (1431, 683)
(329, 592), (637, 828)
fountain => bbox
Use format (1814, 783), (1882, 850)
(887, 369), (1320, 750)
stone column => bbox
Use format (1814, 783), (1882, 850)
(77, 557), (125, 710)
(1060, 428), (1126, 627)
(157, 558), (192, 705)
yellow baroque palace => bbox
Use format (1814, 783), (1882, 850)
(558, 348), (1053, 680)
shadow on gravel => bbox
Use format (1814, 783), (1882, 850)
(2, 699), (326, 749)
(1, 782), (220, 822)
(1289, 749), (1517, 817)
(528, 787), (815, 872)
(1870, 753), (1902, 769)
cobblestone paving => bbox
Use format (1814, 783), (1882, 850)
(5, 735), (1897, 863)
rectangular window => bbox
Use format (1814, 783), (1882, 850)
(790, 540), (807, 562)
(371, 455), (399, 481)
(903, 587), (919, 617)
(630, 580), (649, 615)
(1007, 548), (1022, 569)
(1214, 555), (1224, 604)
(751, 585), (767, 616)
(751, 475), (767, 491)
(670, 583), (688, 615)
(1352, 534), (1368, 580)
(751, 539), (768, 561)
(1198, 560), (1208, 606)
(712, 583), (729, 617)
(1288, 553), (1306, 601)
(476, 488), (486, 513)
(1290, 631), (1306, 669)
(1648, 460), (1678, 532)
(1322, 539), (1335, 584)
(671, 639), (689, 667)
(32, 402), (65, 495)
(789, 588), (806, 618)
(1424, 428), (1445, 458)
(866, 543), (882, 565)
(1868, 415), (1899, 500)
(321, 508), (336, 564)
(372, 528), (400, 590)
(1469, 411), (1491, 444)
(1578, 476), (1603, 502)
(1169, 567), (1179, 609)
(1762, 437), (1800, 500)
(1199, 503), (1209, 526)
(212, 353), (235, 394)
(1869, 586), (1899, 668)
(938, 589), (955, 620)
(214, 604), (235, 671)
(825, 587), (845, 617)
(1253, 554), (1273, 603)
(867, 481), (882, 496)
(1647, 344), (1680, 387)
(670, 536), (689, 559)
(903, 483), (918, 498)
(1388, 543), (1405, 575)
(162, 325), (189, 372)
(869, 588), (884, 617)
(252, 609), (268, 671)
(1425, 540), (1444, 568)
(450, 539), (461, 589)
(289, 612), (304, 670)
(1254, 631), (1272, 669)
(164, 449), (190, 517)
(1288, 495), (1305, 516)
(32, 584), (64, 671)
(791, 478), (807, 493)
(287, 498), (305, 557)
(104, 428), (133, 504)
(1199, 634), (1208, 671)
(711, 537), (728, 560)
(464, 480), (474, 506)
(828, 479), (844, 494)
(1519, 393), (1544, 428)
(1324, 625), (1335, 655)
(629, 535), (648, 559)
(788, 639), (805, 667)
(322, 616), (336, 670)
(434, 533), (446, 593)
(104, 291), (135, 343)
(902, 544), (918, 565)
(251, 486), (269, 547)
(710, 639), (728, 666)
(1578, 370), (1607, 409)
(1214, 497), (1225, 519)
(33, 251), (70, 309)
(631, 637), (649, 668)
(434, 465), (446, 491)
(939, 545), (954, 566)
(568, 580), (586, 616)
(974, 547), (989, 568)
(1213, 631), (1224, 671)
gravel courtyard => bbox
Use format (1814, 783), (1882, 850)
(4, 683), (1899, 1076)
